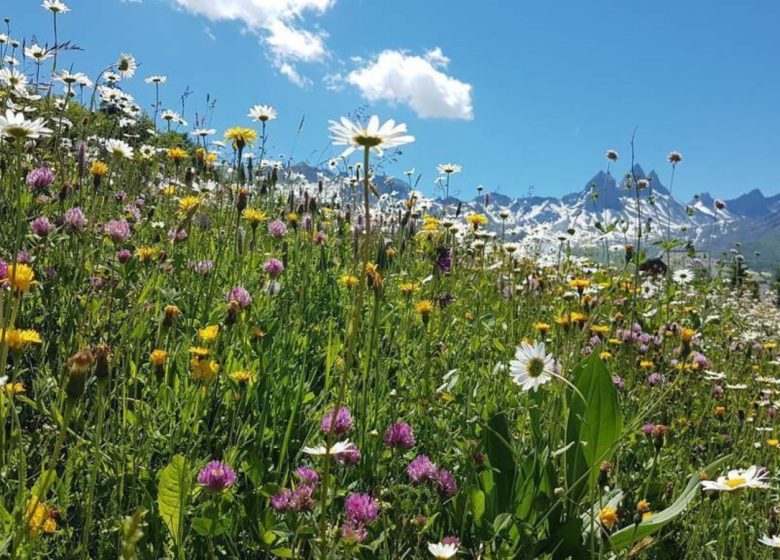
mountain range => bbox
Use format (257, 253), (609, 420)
(288, 162), (780, 270)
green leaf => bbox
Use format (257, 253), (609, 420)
(192, 516), (230, 537)
(565, 353), (623, 502)
(271, 547), (295, 558)
(470, 489), (486, 527)
(608, 455), (730, 550)
(482, 413), (518, 517)
(157, 455), (191, 547)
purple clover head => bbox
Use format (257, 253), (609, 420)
(344, 493), (378, 524)
(294, 466), (320, 486)
(406, 455), (438, 484)
(384, 422), (415, 449)
(226, 285), (252, 309)
(104, 219), (131, 243)
(435, 468), (458, 498)
(268, 220), (288, 238)
(30, 216), (54, 237)
(263, 258), (284, 277)
(320, 406), (353, 435)
(26, 167), (54, 190)
(197, 460), (236, 493)
(63, 207), (88, 231)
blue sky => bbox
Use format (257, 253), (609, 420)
(7, 0), (780, 200)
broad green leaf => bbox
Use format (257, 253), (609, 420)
(565, 353), (622, 502)
(157, 454), (191, 547)
(608, 455), (730, 550)
(482, 413), (518, 517)
(271, 547), (294, 558)
(470, 489), (486, 527)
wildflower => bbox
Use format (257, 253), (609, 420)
(136, 246), (158, 262)
(599, 506), (618, 530)
(341, 520), (367, 543)
(30, 216), (54, 237)
(667, 151), (683, 164)
(167, 147), (188, 162)
(116, 53), (137, 79)
(42, 0), (70, 14)
(248, 104), (277, 122)
(268, 220), (288, 238)
(198, 325), (219, 343)
(226, 286), (252, 309)
(190, 358), (220, 382)
(759, 535), (780, 548)
(329, 115), (414, 158)
(569, 278), (590, 292)
(229, 370), (254, 385)
(26, 497), (57, 538)
(104, 219), (131, 243)
(263, 258), (285, 277)
(339, 274), (359, 288)
(428, 541), (459, 559)
(416, 300), (435, 322)
(302, 440), (354, 457)
(294, 466), (319, 485)
(197, 461), (236, 493)
(63, 207), (88, 231)
(178, 195), (200, 214)
(407, 455), (438, 484)
(225, 127), (257, 150)
(700, 466), (769, 492)
(384, 422), (415, 449)
(26, 167), (55, 190)
(344, 493), (378, 524)
(321, 406), (354, 435)
(0, 109), (52, 139)
(673, 269), (693, 285)
(466, 213), (488, 230)
(509, 341), (558, 392)
(400, 282), (420, 296)
(243, 208), (268, 226)
(66, 348), (95, 399)
(437, 163), (462, 175)
(435, 468), (458, 498)
(606, 149), (619, 162)
(90, 161), (109, 177)
(4, 329), (42, 351)
(365, 263), (383, 289)
(4, 263), (35, 293)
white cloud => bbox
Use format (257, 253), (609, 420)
(173, 0), (335, 84)
(346, 48), (473, 120)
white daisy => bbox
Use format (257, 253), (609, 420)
(437, 163), (462, 175)
(0, 68), (28, 95)
(116, 53), (137, 79)
(24, 44), (53, 64)
(301, 440), (353, 457)
(509, 341), (558, 392)
(104, 138), (134, 159)
(144, 75), (167, 84)
(428, 542), (458, 559)
(42, 0), (70, 14)
(329, 115), (414, 158)
(672, 268), (694, 285)
(0, 109), (52, 139)
(759, 535), (780, 548)
(700, 466), (770, 492)
(247, 104), (277, 122)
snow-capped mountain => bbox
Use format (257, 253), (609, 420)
(285, 161), (780, 266)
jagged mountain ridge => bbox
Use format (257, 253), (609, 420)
(286, 161), (779, 264)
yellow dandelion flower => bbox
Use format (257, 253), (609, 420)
(90, 161), (109, 177)
(178, 195), (200, 214)
(599, 506), (618, 530)
(224, 127), (257, 149)
(136, 246), (158, 262)
(4, 328), (42, 350)
(161, 184), (177, 196)
(5, 263), (35, 293)
(466, 213), (488, 229)
(191, 358), (220, 382)
(243, 208), (268, 224)
(339, 274), (359, 289)
(230, 370), (255, 385)
(198, 325), (219, 343)
(569, 278), (591, 291)
(167, 147), (188, 161)
(189, 346), (211, 358)
(150, 349), (168, 366)
(4, 382), (25, 395)
(415, 300), (435, 316)
(400, 282), (420, 296)
(591, 325), (610, 335)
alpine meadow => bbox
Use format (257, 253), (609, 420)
(3, 1), (780, 559)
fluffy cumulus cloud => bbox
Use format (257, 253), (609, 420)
(346, 48), (473, 120)
(173, 0), (335, 83)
